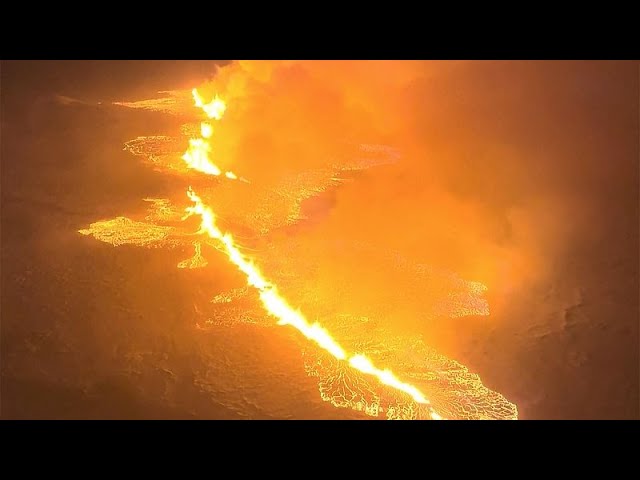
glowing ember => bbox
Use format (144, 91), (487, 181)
(184, 187), (445, 419)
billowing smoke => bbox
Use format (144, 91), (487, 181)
(194, 60), (637, 327)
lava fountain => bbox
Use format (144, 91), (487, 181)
(181, 88), (240, 180)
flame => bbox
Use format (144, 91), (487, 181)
(184, 187), (444, 420)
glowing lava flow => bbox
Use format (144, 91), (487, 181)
(184, 187), (444, 420)
(181, 89), (239, 180)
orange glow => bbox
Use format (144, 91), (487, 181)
(185, 187), (445, 420)
(85, 62), (522, 420)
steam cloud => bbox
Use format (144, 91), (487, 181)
(195, 60), (637, 327)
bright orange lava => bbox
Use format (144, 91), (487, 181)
(184, 187), (445, 420)
(181, 89), (242, 180)
(192, 88), (226, 120)
(84, 63), (521, 420)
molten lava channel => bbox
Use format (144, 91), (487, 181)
(184, 187), (445, 420)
